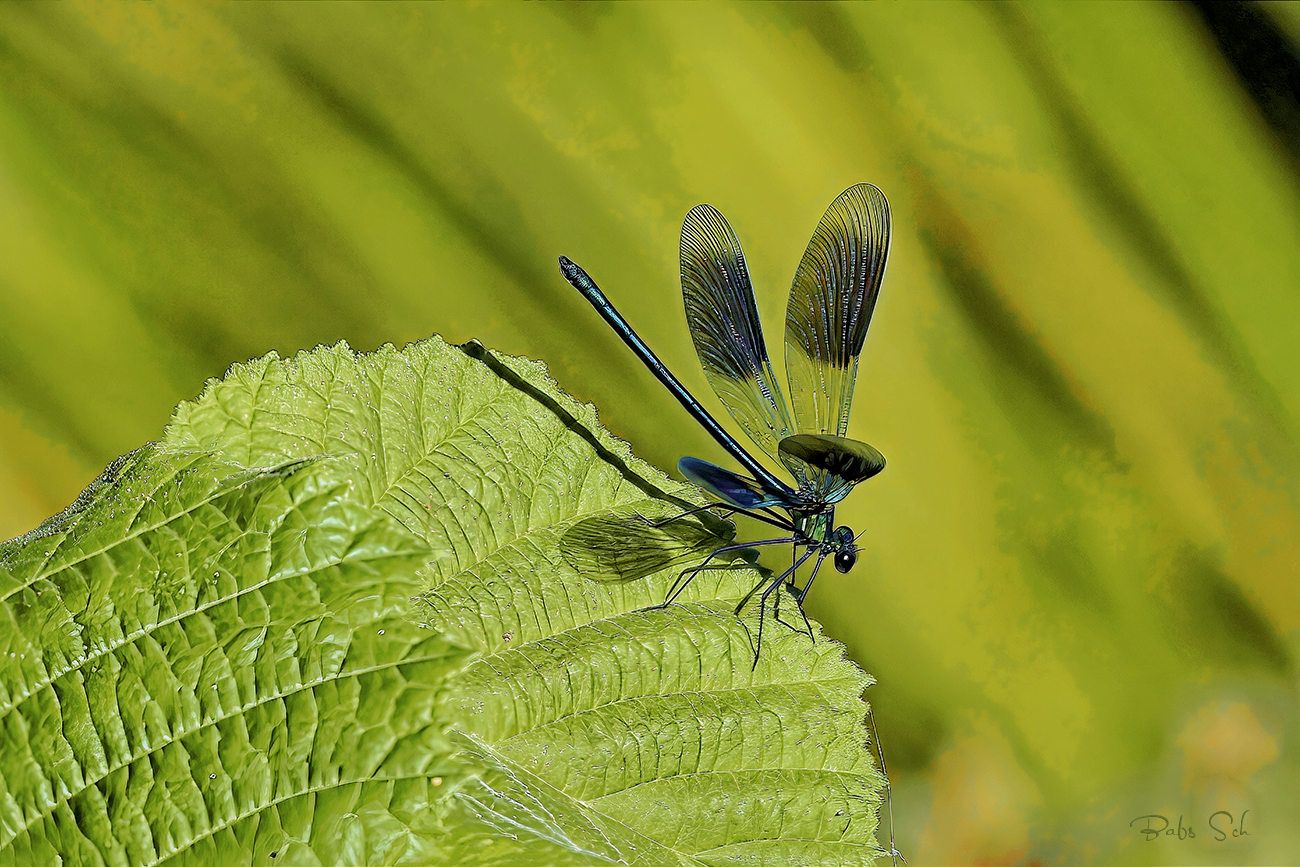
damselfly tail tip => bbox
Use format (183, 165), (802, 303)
(558, 255), (592, 287)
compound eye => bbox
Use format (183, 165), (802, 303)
(834, 549), (856, 573)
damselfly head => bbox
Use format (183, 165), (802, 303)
(832, 525), (857, 574)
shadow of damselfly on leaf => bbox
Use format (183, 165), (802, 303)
(561, 506), (748, 584)
(560, 506), (821, 649)
(559, 183), (891, 670)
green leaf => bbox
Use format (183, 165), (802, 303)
(2, 335), (884, 865)
(0, 444), (464, 866)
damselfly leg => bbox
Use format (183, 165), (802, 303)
(747, 547), (816, 668)
(657, 536), (797, 608)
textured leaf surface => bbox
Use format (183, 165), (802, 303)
(0, 444), (462, 866)
(2, 336), (884, 865)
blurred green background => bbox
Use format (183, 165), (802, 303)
(2, 2), (1298, 864)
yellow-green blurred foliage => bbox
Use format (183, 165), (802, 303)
(2, 3), (1297, 864)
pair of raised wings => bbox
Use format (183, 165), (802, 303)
(681, 183), (891, 495)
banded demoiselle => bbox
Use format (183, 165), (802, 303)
(559, 183), (891, 664)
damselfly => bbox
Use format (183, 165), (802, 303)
(559, 183), (891, 666)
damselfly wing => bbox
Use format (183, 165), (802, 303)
(559, 183), (891, 665)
